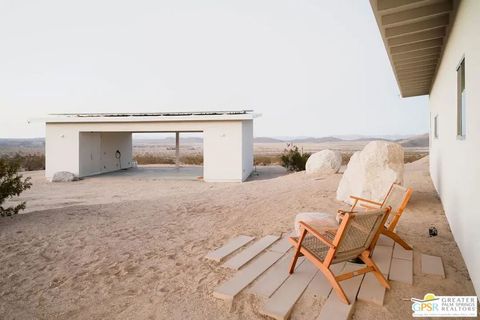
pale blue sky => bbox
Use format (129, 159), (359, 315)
(0, 0), (429, 138)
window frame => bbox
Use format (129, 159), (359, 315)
(456, 56), (466, 139)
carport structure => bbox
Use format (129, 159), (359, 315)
(45, 110), (259, 182)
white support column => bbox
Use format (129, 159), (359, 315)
(175, 132), (180, 168)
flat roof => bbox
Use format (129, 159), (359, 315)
(44, 110), (260, 123)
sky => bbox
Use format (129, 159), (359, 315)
(0, 0), (429, 139)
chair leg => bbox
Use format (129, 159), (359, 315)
(288, 247), (301, 274)
(383, 229), (412, 250)
(323, 267), (350, 304)
(360, 253), (390, 289)
(289, 229), (307, 274)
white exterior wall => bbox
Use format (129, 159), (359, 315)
(46, 124), (79, 178)
(46, 118), (254, 182)
(202, 122), (244, 182)
(429, 0), (480, 296)
(241, 120), (254, 181)
(79, 132), (102, 176)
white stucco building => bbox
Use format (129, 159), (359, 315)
(45, 110), (258, 182)
(371, 0), (480, 296)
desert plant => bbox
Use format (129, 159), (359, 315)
(13, 153), (45, 171)
(0, 153), (45, 171)
(133, 152), (204, 165)
(180, 154), (203, 165)
(134, 153), (175, 165)
(254, 155), (282, 166)
(340, 151), (354, 166)
(280, 144), (310, 172)
(0, 158), (32, 217)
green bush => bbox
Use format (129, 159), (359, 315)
(1, 158), (32, 217)
(280, 145), (310, 172)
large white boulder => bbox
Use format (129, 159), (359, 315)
(305, 149), (342, 175)
(336, 141), (404, 204)
(51, 171), (78, 182)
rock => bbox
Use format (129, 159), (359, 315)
(336, 141), (404, 204)
(294, 212), (338, 236)
(51, 171), (78, 182)
(305, 150), (342, 175)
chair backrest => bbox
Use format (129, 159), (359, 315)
(333, 208), (389, 263)
(381, 184), (413, 227)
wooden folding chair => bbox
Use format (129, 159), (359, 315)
(288, 207), (391, 305)
(339, 183), (413, 250)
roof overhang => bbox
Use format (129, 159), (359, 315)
(370, 0), (457, 97)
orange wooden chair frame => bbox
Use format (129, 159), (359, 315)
(288, 207), (391, 305)
(340, 183), (413, 250)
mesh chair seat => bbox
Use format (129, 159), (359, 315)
(381, 184), (410, 227)
(291, 232), (361, 263)
(291, 234), (330, 261)
(293, 209), (387, 263)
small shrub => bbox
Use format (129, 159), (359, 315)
(254, 155), (282, 166)
(134, 153), (175, 165)
(1, 158), (32, 217)
(16, 153), (45, 171)
(340, 152), (354, 166)
(133, 153), (203, 165)
(280, 145), (310, 172)
(180, 154), (203, 165)
(404, 152), (428, 164)
(0, 153), (45, 171)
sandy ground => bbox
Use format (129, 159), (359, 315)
(0, 158), (476, 320)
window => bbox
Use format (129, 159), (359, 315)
(457, 58), (466, 138)
(434, 114), (439, 139)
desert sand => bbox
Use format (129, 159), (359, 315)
(0, 157), (475, 319)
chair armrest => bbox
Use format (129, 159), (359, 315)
(298, 221), (336, 248)
(350, 196), (382, 206)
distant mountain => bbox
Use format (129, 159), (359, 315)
(0, 138), (45, 148)
(133, 137), (203, 144)
(397, 133), (429, 148)
(254, 137), (285, 143)
(290, 136), (344, 143)
(350, 137), (390, 142)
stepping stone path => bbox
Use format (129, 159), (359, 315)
(421, 254), (445, 278)
(205, 235), (255, 262)
(223, 235), (280, 270)
(213, 251), (284, 301)
(316, 263), (365, 320)
(209, 234), (421, 319)
(372, 245), (394, 276)
(260, 260), (319, 320)
(357, 272), (387, 305)
(389, 243), (413, 285)
(376, 234), (394, 247)
(248, 253), (304, 298)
